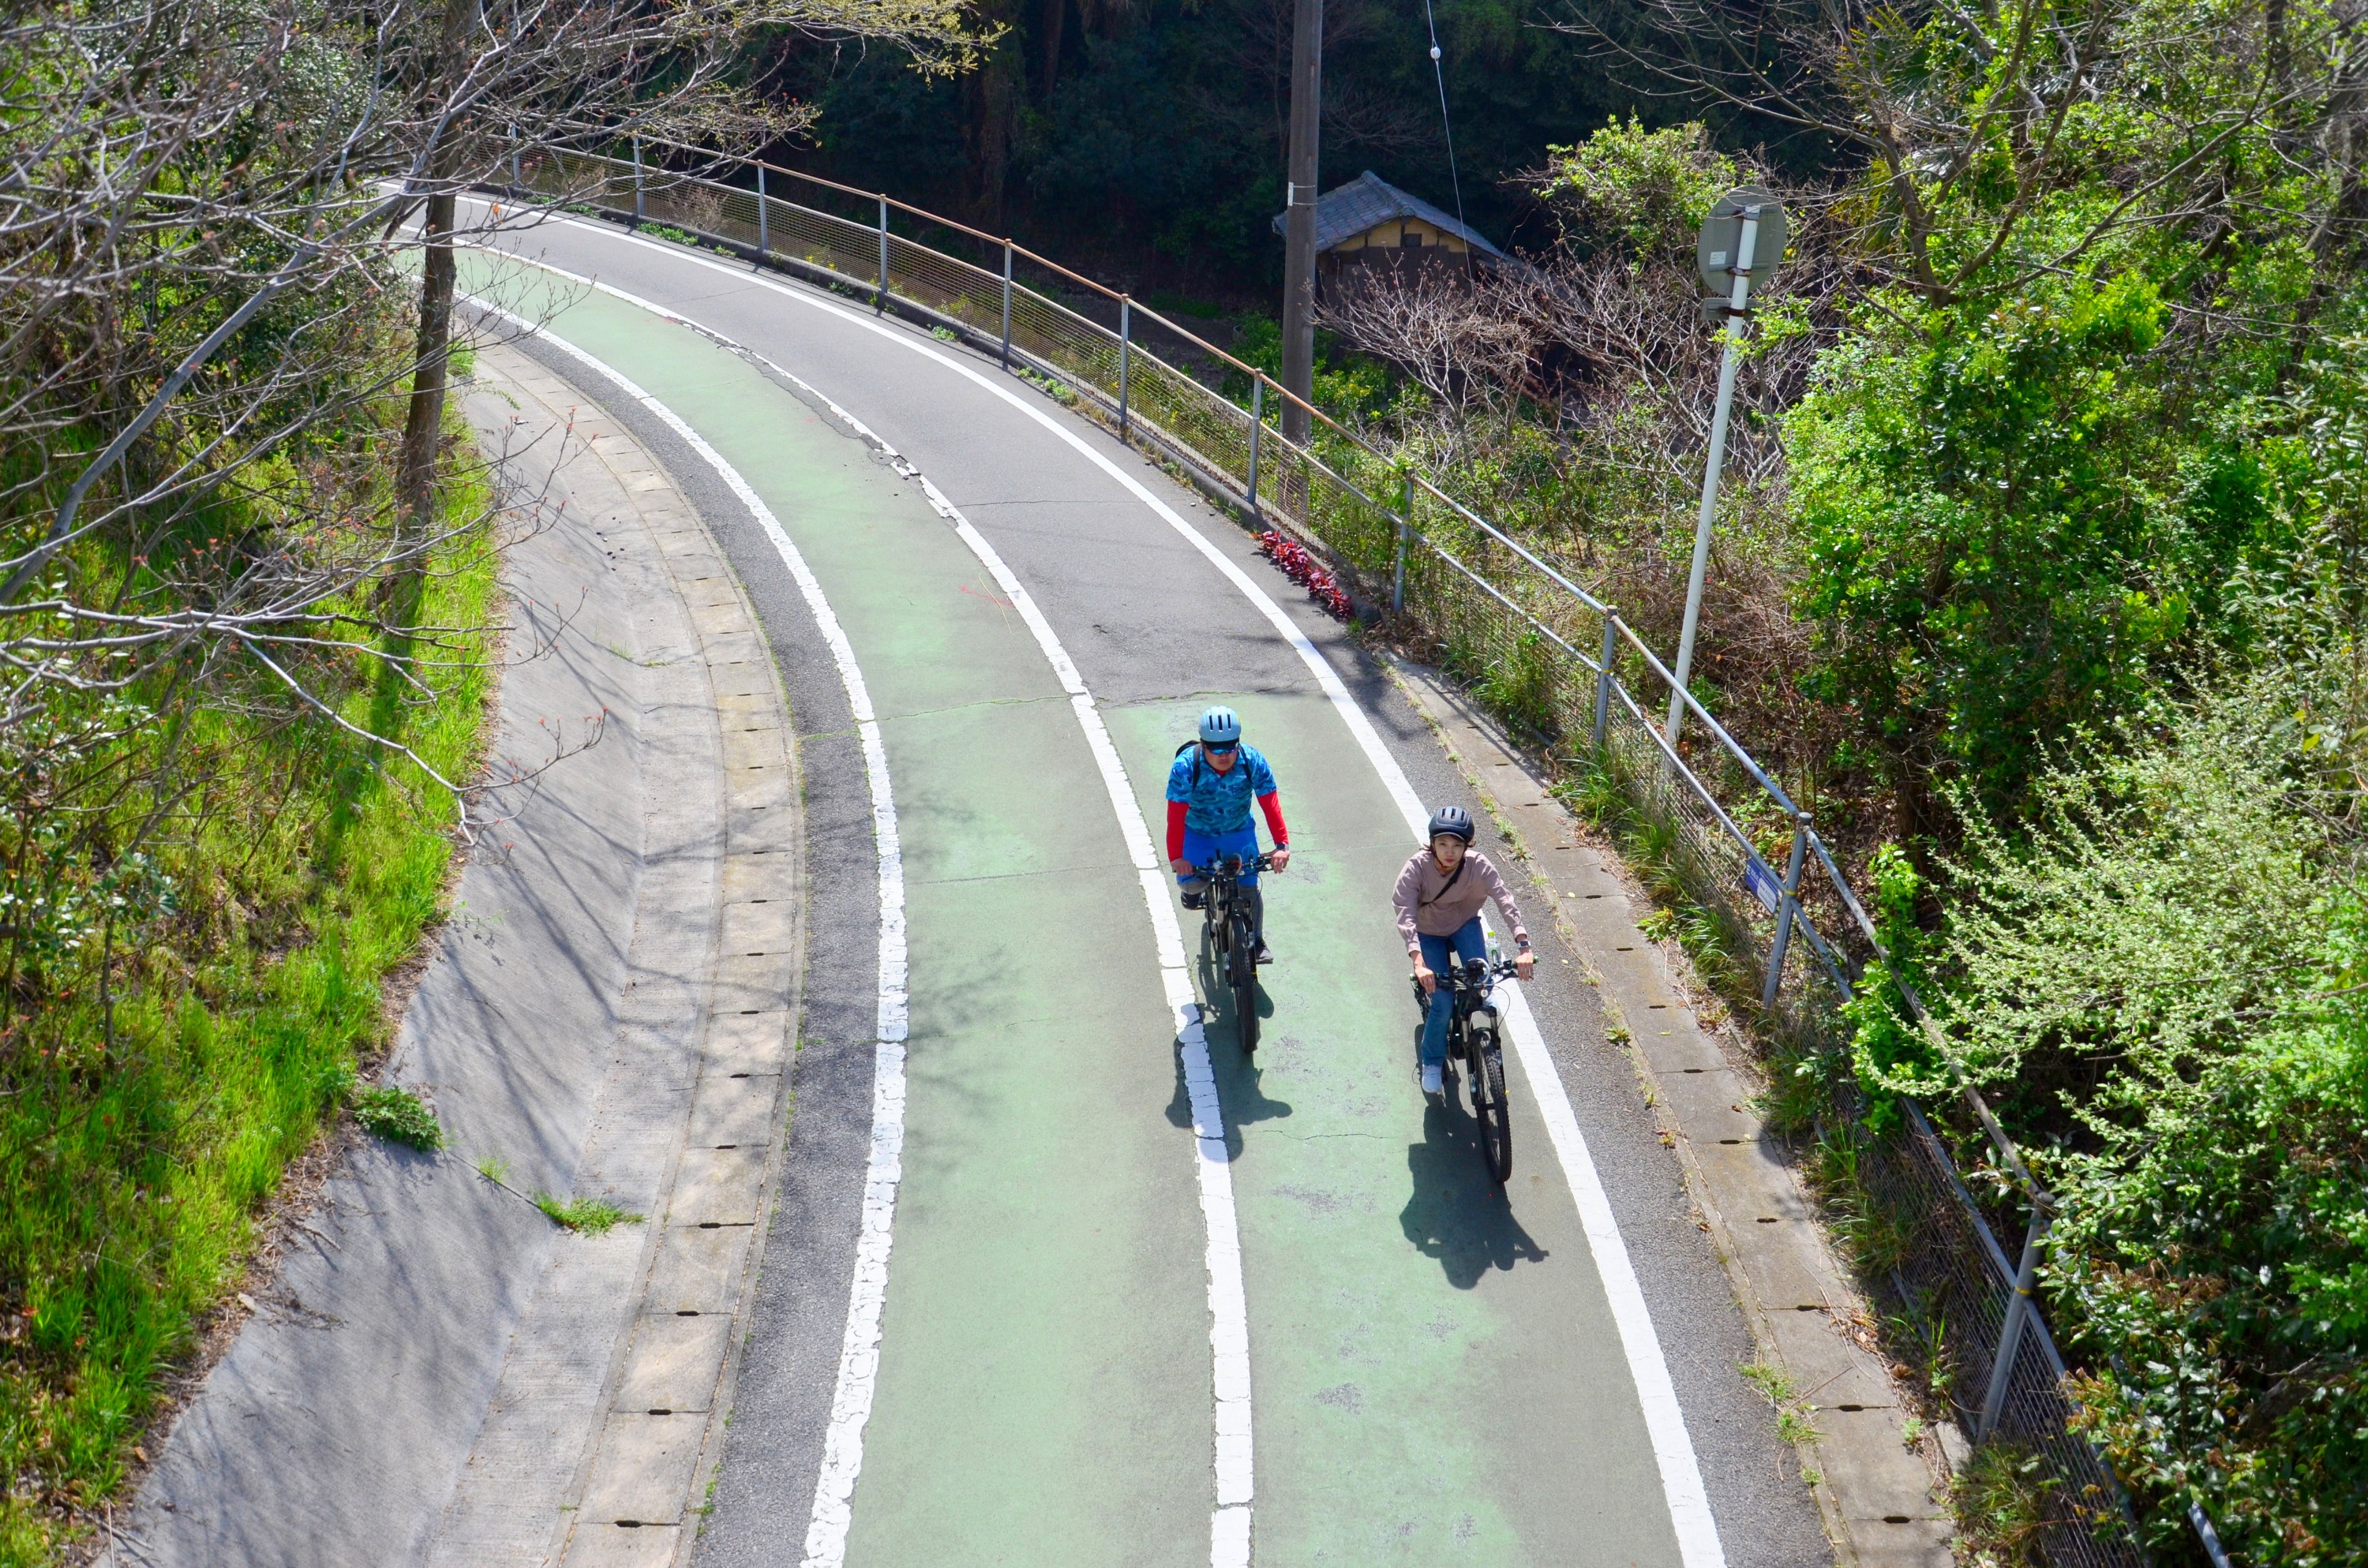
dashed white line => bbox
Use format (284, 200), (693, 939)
(456, 295), (909, 1568)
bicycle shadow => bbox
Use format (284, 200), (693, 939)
(1399, 1089), (1549, 1289)
(1166, 1016), (1295, 1156)
(1190, 926), (1274, 1022)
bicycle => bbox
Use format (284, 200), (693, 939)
(1193, 851), (1272, 1054)
(1411, 953), (1520, 1183)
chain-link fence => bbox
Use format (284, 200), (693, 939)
(492, 140), (2168, 1563)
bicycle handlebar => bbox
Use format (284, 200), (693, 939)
(1189, 851), (1276, 878)
(1451, 955), (1526, 988)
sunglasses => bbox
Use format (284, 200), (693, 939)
(1203, 741), (1240, 754)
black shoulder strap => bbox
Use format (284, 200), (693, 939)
(1175, 738), (1201, 789)
(1418, 856), (1468, 908)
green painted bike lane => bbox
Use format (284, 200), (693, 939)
(1107, 692), (1684, 1568)
(496, 272), (1212, 1564)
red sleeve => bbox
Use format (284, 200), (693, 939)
(1167, 799), (1188, 863)
(1257, 791), (1287, 847)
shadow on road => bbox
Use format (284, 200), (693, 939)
(1399, 1094), (1547, 1288)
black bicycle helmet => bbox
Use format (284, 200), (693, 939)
(1427, 806), (1476, 843)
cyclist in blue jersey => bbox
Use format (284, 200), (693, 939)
(1166, 705), (1291, 964)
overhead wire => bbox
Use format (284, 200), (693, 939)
(1419, 0), (1474, 277)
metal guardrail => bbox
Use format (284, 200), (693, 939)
(493, 139), (2177, 1564)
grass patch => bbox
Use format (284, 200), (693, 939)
(533, 1195), (642, 1235)
(0, 455), (497, 1565)
(351, 1085), (443, 1151)
(639, 223), (699, 247)
(1020, 368), (1077, 405)
(1740, 1359), (1826, 1448)
(1950, 1441), (2056, 1566)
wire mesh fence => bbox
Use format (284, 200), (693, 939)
(1868, 1107), (2152, 1567)
(492, 140), (2168, 1563)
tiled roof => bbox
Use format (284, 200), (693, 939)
(1272, 170), (1506, 258)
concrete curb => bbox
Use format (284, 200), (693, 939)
(1382, 656), (1955, 1568)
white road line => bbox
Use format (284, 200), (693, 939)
(457, 297), (908, 1568)
(470, 257), (1259, 1567)
(938, 499), (1259, 1565)
(474, 212), (1727, 1566)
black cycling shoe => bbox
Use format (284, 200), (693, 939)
(1182, 890), (1205, 911)
(1255, 939), (1274, 965)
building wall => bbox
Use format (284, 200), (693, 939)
(1328, 217), (1471, 254)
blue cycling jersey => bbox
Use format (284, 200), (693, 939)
(1166, 743), (1278, 836)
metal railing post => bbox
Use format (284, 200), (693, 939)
(876, 196), (889, 313)
(1976, 1205), (2054, 1443)
(1247, 376), (1265, 516)
(1763, 814), (1809, 1009)
(509, 129), (521, 190)
(1591, 613), (1619, 753)
(1000, 242), (1014, 369)
(1118, 297), (1131, 442)
(631, 137), (644, 222)
(755, 163), (768, 256)
(1392, 473), (1412, 615)
(2190, 1503), (2235, 1568)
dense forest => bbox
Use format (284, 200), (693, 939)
(747, 0), (1675, 290)
(766, 0), (2368, 1559)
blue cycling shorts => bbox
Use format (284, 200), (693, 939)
(1178, 824), (1261, 887)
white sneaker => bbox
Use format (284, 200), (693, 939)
(1420, 1061), (1444, 1096)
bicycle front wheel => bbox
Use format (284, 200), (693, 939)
(1471, 1028), (1512, 1183)
(1230, 908), (1260, 1054)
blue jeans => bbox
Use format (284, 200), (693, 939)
(1177, 824), (1261, 888)
(1418, 917), (1489, 1066)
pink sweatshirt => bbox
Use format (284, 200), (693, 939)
(1392, 848), (1529, 953)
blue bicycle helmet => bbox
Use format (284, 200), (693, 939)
(1427, 805), (1475, 842)
(1198, 705), (1243, 744)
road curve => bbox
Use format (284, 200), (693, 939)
(463, 208), (1830, 1568)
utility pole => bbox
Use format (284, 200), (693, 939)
(1280, 0), (1322, 443)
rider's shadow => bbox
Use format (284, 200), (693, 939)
(1399, 1095), (1548, 1288)
(1167, 1024), (1294, 1159)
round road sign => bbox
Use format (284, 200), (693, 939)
(1696, 187), (1787, 302)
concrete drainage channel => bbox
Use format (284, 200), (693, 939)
(102, 341), (801, 1568)
(426, 346), (804, 1566)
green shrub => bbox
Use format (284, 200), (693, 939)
(534, 1195), (642, 1235)
(352, 1085), (443, 1151)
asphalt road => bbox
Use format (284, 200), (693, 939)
(462, 211), (1830, 1568)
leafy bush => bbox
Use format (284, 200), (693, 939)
(1532, 116), (1738, 264)
(1924, 657), (2366, 1559)
(352, 1085), (443, 1152)
(1788, 275), (2290, 832)
(2053, 913), (2368, 1564)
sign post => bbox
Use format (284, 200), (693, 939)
(1666, 189), (1785, 751)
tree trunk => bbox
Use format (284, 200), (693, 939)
(1040, 0), (1067, 100)
(397, 188), (459, 541)
(394, 0), (481, 552)
(969, 39), (1017, 230)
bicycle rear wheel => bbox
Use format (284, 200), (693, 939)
(1470, 1024), (1512, 1183)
